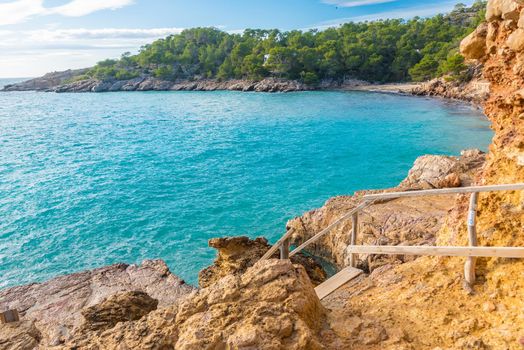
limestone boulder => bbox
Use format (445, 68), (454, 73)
(486, 0), (521, 21)
(461, 22), (488, 60)
(507, 28), (524, 51)
(399, 149), (485, 190)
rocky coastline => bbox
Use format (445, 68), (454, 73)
(2, 69), (490, 105)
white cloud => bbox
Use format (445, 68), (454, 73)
(0, 27), (185, 77)
(0, 0), (135, 26)
(312, 0), (463, 28)
(28, 27), (185, 41)
(0, 0), (44, 26)
(50, 0), (134, 17)
(322, 0), (396, 8)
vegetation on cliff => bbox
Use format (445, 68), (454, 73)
(83, 1), (486, 85)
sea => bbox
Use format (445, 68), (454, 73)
(0, 78), (492, 288)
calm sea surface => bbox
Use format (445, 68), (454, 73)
(0, 78), (492, 288)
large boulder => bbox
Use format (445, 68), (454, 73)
(486, 0), (520, 21)
(399, 149), (486, 190)
(507, 28), (524, 51)
(460, 22), (488, 60)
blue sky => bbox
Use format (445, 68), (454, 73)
(0, 0), (476, 78)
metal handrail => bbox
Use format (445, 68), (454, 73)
(260, 183), (524, 284)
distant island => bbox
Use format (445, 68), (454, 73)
(3, 1), (486, 93)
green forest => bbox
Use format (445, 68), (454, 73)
(84, 1), (486, 85)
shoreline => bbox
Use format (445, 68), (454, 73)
(1, 77), (486, 110)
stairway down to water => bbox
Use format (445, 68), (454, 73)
(315, 266), (363, 300)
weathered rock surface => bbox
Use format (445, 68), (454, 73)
(399, 149), (486, 190)
(0, 259), (194, 347)
(411, 74), (491, 104)
(461, 22), (488, 59)
(56, 259), (327, 350)
(199, 236), (327, 288)
(0, 321), (42, 350)
(287, 149), (486, 272)
(79, 291), (158, 332)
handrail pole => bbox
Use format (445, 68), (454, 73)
(289, 200), (373, 257)
(259, 228), (294, 261)
(280, 238), (290, 259)
(464, 192), (479, 285)
(349, 212), (358, 267)
(363, 183), (524, 201)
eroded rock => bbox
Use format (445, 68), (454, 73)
(80, 291), (158, 332)
(199, 236), (327, 287)
(58, 259), (327, 350)
(0, 259), (194, 347)
(461, 22), (488, 59)
(0, 321), (42, 350)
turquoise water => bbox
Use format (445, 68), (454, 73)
(0, 80), (492, 288)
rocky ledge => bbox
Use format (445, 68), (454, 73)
(0, 260), (195, 347)
(198, 236), (327, 288)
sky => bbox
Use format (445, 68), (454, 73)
(0, 0), (477, 78)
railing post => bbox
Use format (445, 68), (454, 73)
(349, 212), (358, 267)
(280, 238), (290, 259)
(464, 192), (479, 285)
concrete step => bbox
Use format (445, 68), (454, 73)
(315, 266), (363, 300)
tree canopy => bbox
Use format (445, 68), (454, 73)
(87, 1), (486, 85)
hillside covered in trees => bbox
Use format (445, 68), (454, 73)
(72, 1), (486, 85)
